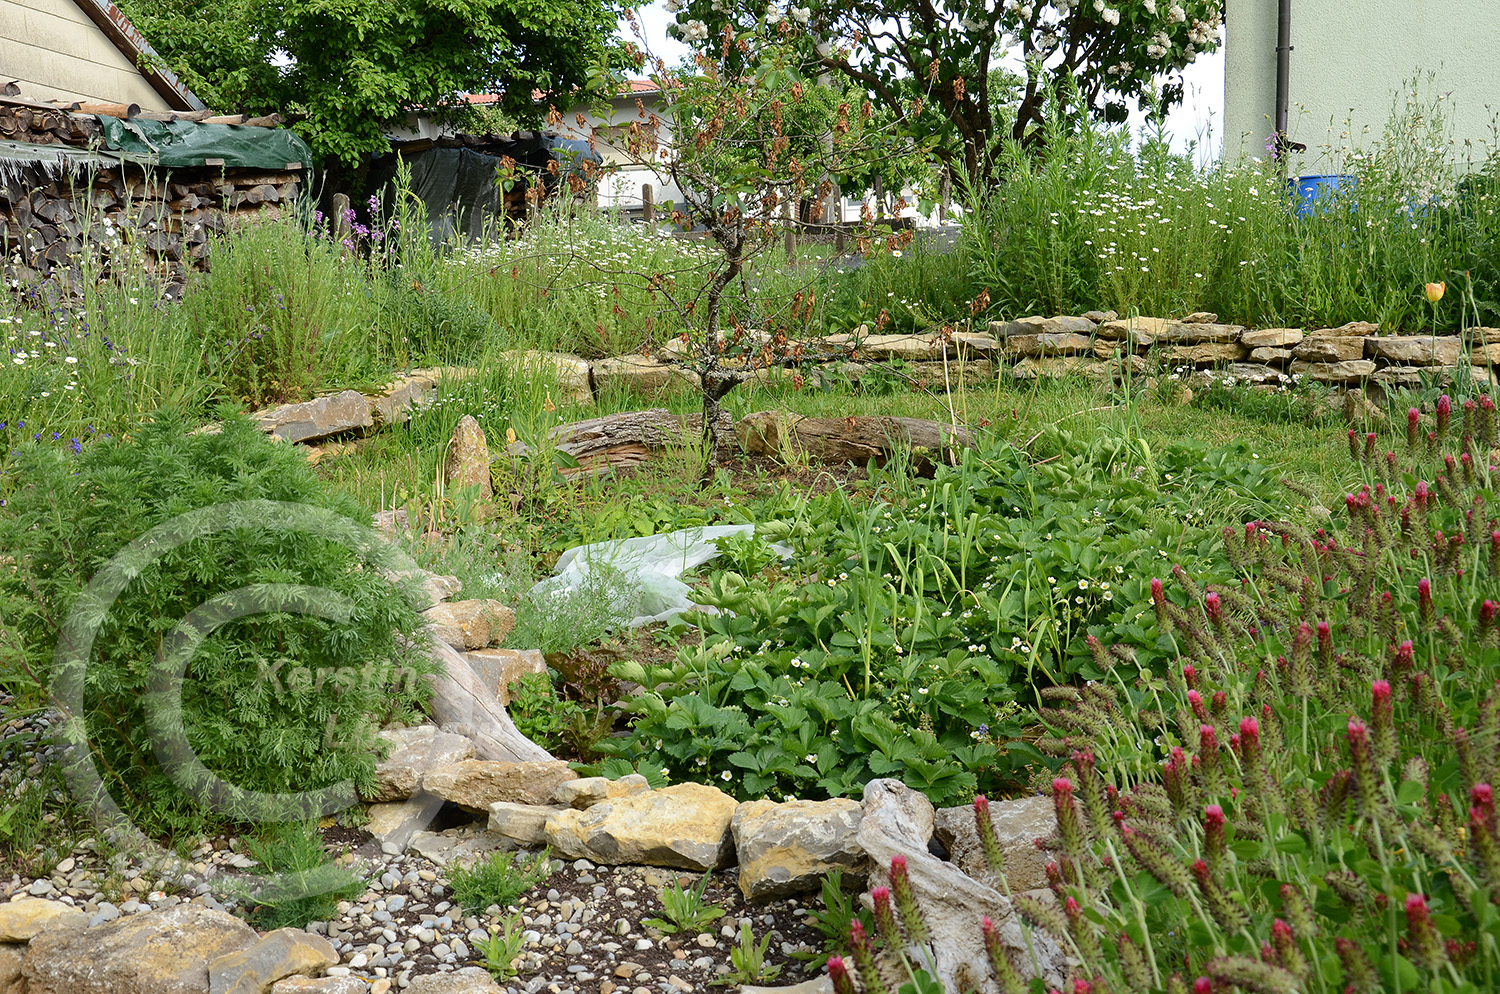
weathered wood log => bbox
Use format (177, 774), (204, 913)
(502, 408), (734, 477)
(424, 639), (553, 763)
(736, 410), (974, 469)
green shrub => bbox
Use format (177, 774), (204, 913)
(0, 412), (433, 838)
(449, 848), (556, 915)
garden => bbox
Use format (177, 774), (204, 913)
(3, 58), (1500, 994)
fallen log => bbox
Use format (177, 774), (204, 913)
(424, 638), (553, 763)
(502, 407), (734, 477)
(736, 410), (973, 470)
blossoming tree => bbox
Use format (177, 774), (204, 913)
(660, 0), (1223, 186)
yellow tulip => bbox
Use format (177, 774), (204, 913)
(1425, 282), (1446, 303)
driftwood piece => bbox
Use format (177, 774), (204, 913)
(503, 408), (734, 477)
(424, 639), (553, 763)
(736, 410), (973, 468)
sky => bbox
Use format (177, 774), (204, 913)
(621, 2), (1227, 161)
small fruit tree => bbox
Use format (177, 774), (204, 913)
(589, 25), (929, 472)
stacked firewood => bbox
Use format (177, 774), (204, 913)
(0, 94), (303, 290)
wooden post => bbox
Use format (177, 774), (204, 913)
(783, 199), (796, 263)
(331, 192), (351, 242)
(641, 182), (655, 232)
(873, 174), (884, 220)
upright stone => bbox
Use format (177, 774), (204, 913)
(444, 415), (491, 498)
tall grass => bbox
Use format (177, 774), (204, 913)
(963, 77), (1500, 331)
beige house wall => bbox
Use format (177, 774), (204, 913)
(1, 0), (168, 110)
(1223, 0), (1500, 172)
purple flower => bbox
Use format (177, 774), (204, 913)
(1265, 132), (1281, 161)
(70, 438), (81, 453)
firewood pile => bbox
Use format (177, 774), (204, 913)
(0, 94), (303, 292)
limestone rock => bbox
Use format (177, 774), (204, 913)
(1366, 335), (1462, 366)
(1471, 343), (1500, 365)
(366, 725), (476, 803)
(933, 795), (1057, 893)
(462, 648), (548, 706)
(992, 315), (1096, 338)
(270, 976), (370, 994)
(1158, 322), (1246, 344)
(1010, 356), (1144, 381)
(408, 827), (510, 869)
(421, 599), (515, 651)
(371, 509), (410, 540)
(951, 332), (1001, 357)
(591, 356), (700, 398)
(732, 798), (865, 901)
(443, 414), (492, 498)
(545, 782), (738, 870)
(1002, 332), (1093, 357)
(498, 350), (594, 406)
(371, 370), (445, 427)
(900, 360), (997, 388)
(822, 332), (952, 361)
(488, 801), (567, 847)
(1473, 327), (1500, 346)
(1180, 311), (1218, 323)
(1240, 327), (1303, 348)
(1248, 346), (1294, 363)
(1291, 359), (1376, 384)
(1227, 363), (1286, 385)
(1292, 335), (1366, 363)
(1159, 342), (1249, 364)
(1312, 320), (1379, 337)
(209, 927), (337, 994)
(1082, 309), (1118, 324)
(859, 780), (1067, 994)
(365, 794), (445, 850)
(0, 943), (25, 994)
(423, 759), (578, 810)
(382, 568), (460, 612)
(0, 899), (87, 941)
(23, 904), (258, 994)
(405, 966), (503, 992)
(252, 390), (373, 444)
(1371, 365), (1489, 389)
(554, 774), (652, 809)
(1095, 316), (1169, 346)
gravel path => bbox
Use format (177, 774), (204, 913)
(1, 696), (826, 991)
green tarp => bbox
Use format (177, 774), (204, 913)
(97, 116), (315, 172)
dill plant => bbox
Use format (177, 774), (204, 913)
(0, 413), (433, 839)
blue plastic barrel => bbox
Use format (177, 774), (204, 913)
(1289, 174), (1355, 216)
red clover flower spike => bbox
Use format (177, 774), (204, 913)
(827, 956), (857, 994)
(1408, 407), (1422, 450)
(974, 795), (1006, 876)
(1347, 717), (1380, 815)
(1405, 893), (1449, 969)
(887, 855), (930, 947)
(846, 920), (888, 994)
(1204, 804), (1227, 871)
(981, 916), (1026, 994)
(870, 885), (901, 950)
(1371, 680), (1396, 764)
(1193, 979), (1213, 994)
(1419, 577), (1435, 627)
(1053, 777), (1087, 860)
(1437, 394), (1452, 436)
